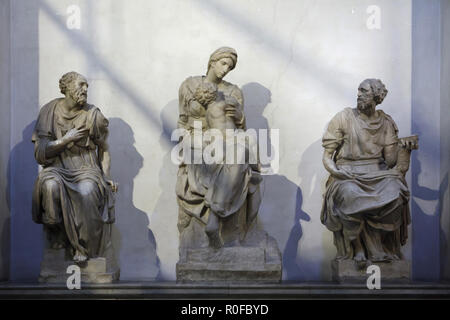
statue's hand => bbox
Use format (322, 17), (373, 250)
(104, 215), (115, 224)
(331, 168), (354, 180)
(63, 127), (89, 144)
(399, 135), (418, 151)
(106, 179), (119, 193)
(393, 163), (409, 175)
(225, 102), (243, 122)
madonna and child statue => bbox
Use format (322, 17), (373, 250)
(175, 47), (282, 282)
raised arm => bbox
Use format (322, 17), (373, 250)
(322, 111), (353, 180)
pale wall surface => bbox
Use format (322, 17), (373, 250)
(410, 0), (450, 281)
(440, 0), (450, 281)
(9, 0), (42, 281)
(0, 0), (11, 282)
(7, 0), (417, 281)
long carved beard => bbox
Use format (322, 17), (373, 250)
(69, 87), (87, 105)
(357, 98), (372, 111)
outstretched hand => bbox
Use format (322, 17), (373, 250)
(106, 179), (119, 193)
(399, 136), (419, 151)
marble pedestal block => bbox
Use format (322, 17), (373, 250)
(39, 248), (120, 284)
(177, 230), (282, 283)
(332, 259), (411, 283)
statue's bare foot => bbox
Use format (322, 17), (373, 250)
(73, 251), (88, 263)
(354, 251), (366, 262)
(370, 252), (389, 262)
(206, 230), (223, 250)
(50, 242), (65, 250)
(383, 253), (398, 261)
(354, 251), (368, 269)
(224, 239), (240, 248)
(336, 253), (352, 261)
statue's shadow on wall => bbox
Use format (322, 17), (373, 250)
(242, 82), (311, 281)
(6, 120), (42, 280)
(151, 98), (181, 280)
(410, 150), (449, 280)
(109, 118), (160, 280)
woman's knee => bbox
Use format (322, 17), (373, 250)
(42, 179), (60, 197)
(78, 180), (98, 196)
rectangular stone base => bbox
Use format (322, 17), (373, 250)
(176, 247), (281, 283)
(39, 249), (120, 284)
(332, 259), (411, 284)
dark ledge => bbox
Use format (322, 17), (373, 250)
(0, 281), (450, 299)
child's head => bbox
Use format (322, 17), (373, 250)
(194, 82), (217, 107)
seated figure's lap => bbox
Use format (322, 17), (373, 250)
(78, 179), (99, 197)
(42, 177), (100, 198)
(338, 176), (402, 194)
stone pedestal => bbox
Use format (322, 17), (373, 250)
(177, 228), (282, 283)
(331, 259), (411, 283)
(39, 248), (120, 284)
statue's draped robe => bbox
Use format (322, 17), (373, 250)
(321, 108), (410, 258)
(176, 76), (261, 228)
(32, 98), (114, 258)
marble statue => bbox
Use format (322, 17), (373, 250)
(321, 78), (418, 281)
(32, 71), (119, 282)
(176, 47), (281, 282)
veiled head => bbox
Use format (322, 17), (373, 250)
(206, 47), (238, 80)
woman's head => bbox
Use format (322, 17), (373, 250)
(206, 47), (238, 80)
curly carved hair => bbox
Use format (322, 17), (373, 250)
(360, 78), (388, 104)
(59, 71), (82, 95)
(194, 82), (217, 107)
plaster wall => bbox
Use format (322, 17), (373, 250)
(0, 0), (11, 282)
(439, 0), (450, 281)
(7, 0), (418, 281)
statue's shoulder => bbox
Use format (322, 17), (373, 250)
(83, 104), (108, 131)
(221, 79), (240, 91)
(377, 109), (396, 123)
(326, 108), (354, 128)
(335, 107), (353, 119)
(84, 103), (100, 112)
(39, 98), (62, 115)
(85, 103), (107, 120)
(181, 76), (203, 87)
(378, 109), (399, 131)
(179, 76), (203, 99)
(221, 80), (242, 100)
(343, 107), (355, 113)
(377, 109), (393, 119)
